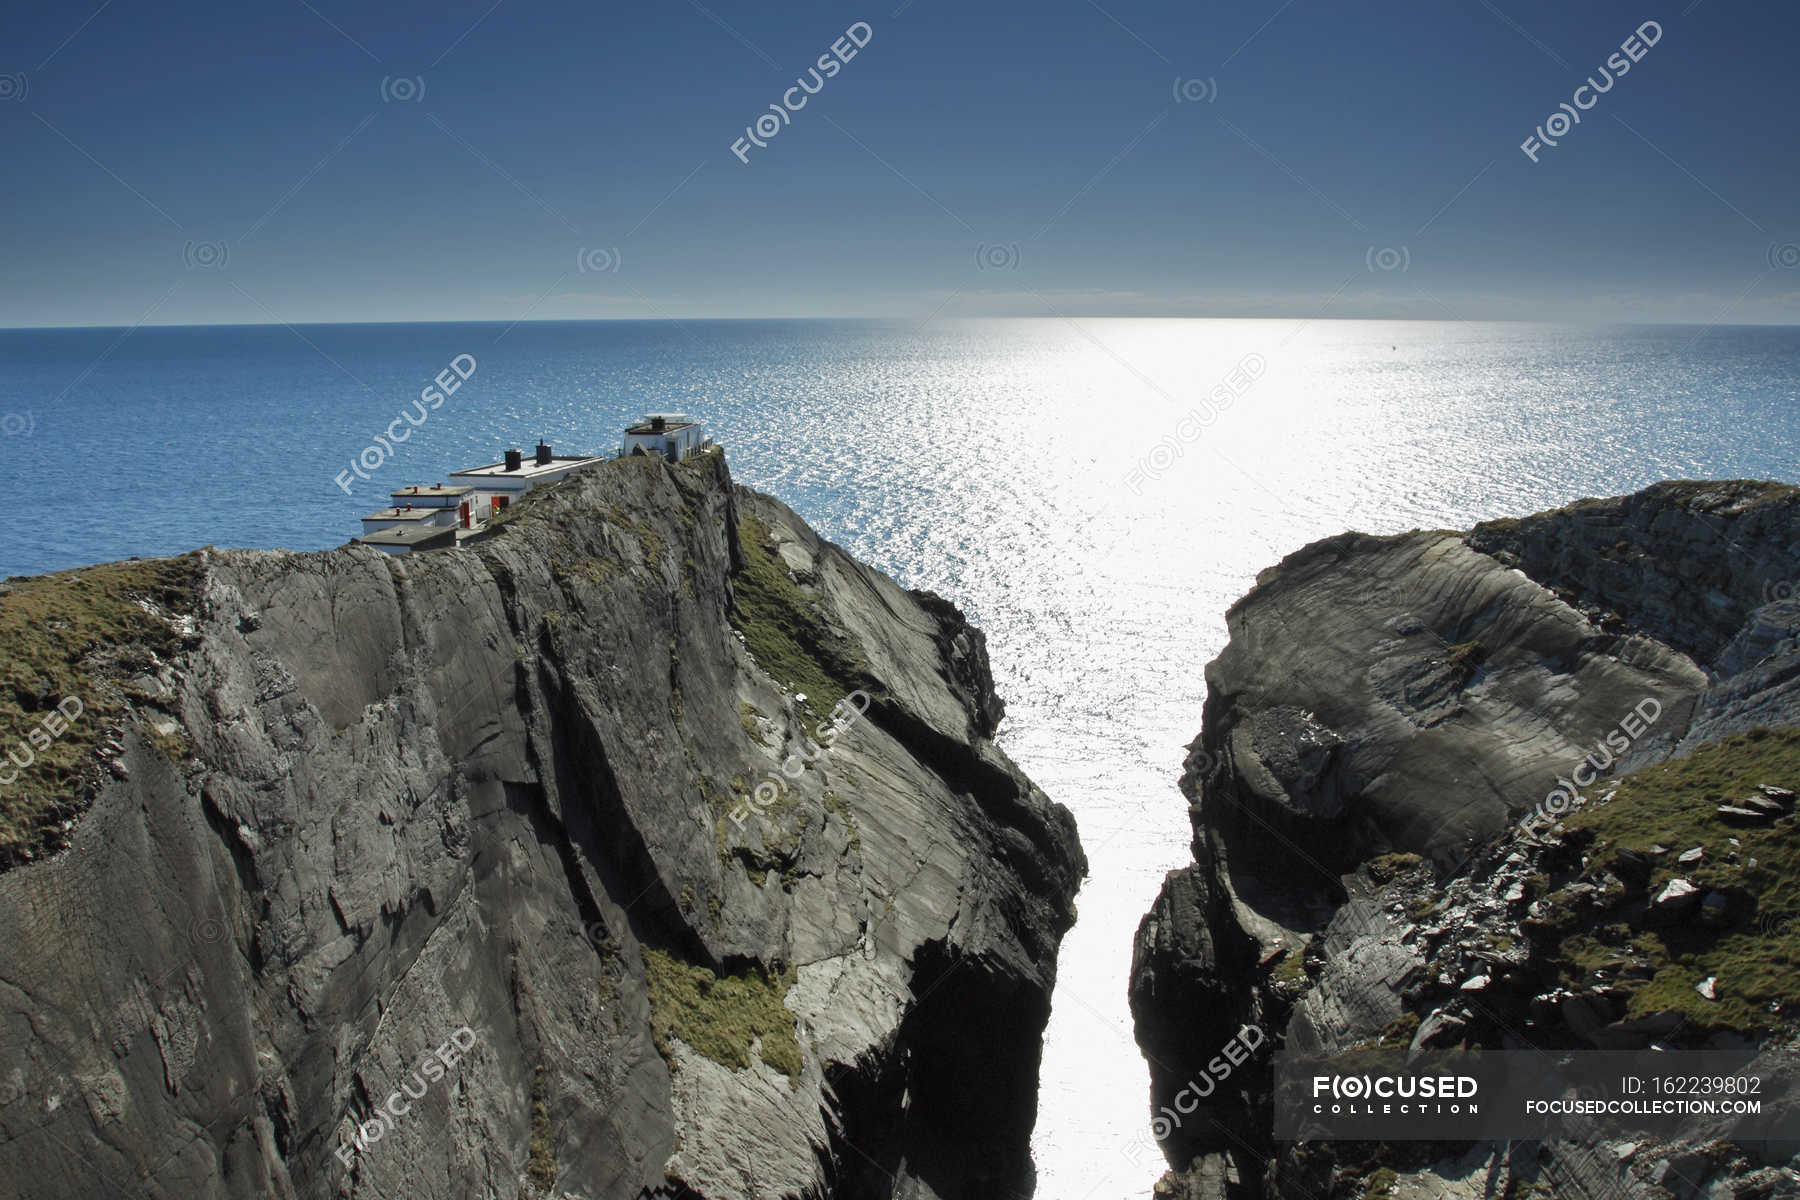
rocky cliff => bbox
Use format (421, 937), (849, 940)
(1131, 481), (1800, 1200)
(0, 449), (1084, 1200)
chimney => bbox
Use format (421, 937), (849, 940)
(504, 449), (522, 472)
(535, 441), (552, 465)
(650, 415), (666, 432)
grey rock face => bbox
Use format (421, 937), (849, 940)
(1132, 481), (1800, 1199)
(1193, 527), (1704, 876)
(0, 451), (1084, 1200)
(1465, 481), (1800, 667)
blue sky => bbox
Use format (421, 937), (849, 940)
(2, 0), (1796, 325)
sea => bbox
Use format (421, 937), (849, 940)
(4, 318), (1798, 1198)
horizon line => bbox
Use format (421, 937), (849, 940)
(4, 315), (1799, 333)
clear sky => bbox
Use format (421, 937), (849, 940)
(2, 0), (1796, 326)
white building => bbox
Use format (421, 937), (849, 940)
(359, 506), (452, 535)
(355, 523), (459, 555)
(447, 442), (608, 522)
(360, 493), (468, 538)
(621, 415), (709, 461)
(354, 444), (603, 552)
(353, 424), (709, 556)
(389, 483), (478, 522)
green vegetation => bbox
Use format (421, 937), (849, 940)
(731, 826), (803, 889)
(695, 775), (732, 866)
(1270, 945), (1309, 993)
(1367, 852), (1424, 883)
(704, 771), (801, 886)
(728, 512), (873, 724)
(643, 947), (802, 1080)
(821, 789), (862, 855)
(1553, 728), (1800, 1030)
(551, 555), (617, 589)
(0, 555), (201, 859)
(1501, 1176), (1551, 1200)
(527, 1063), (556, 1190)
(1379, 1011), (1420, 1047)
(1363, 1166), (1398, 1198)
(1444, 639), (1488, 683)
(614, 516), (664, 570)
(1344, 1010), (1419, 1053)
(1405, 895), (1440, 921)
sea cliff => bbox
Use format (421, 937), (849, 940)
(0, 449), (1085, 1199)
(1131, 481), (1800, 1199)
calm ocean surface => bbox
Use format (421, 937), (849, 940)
(5, 318), (1799, 1196)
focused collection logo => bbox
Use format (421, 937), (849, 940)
(1310, 1072), (1479, 1115)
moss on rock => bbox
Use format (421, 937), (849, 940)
(644, 947), (802, 1080)
(0, 554), (201, 863)
(728, 512), (872, 724)
(1557, 727), (1800, 1030)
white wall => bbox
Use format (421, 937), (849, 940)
(388, 493), (463, 509)
(622, 426), (706, 459)
(362, 509), (457, 534)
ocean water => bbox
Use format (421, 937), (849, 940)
(4, 318), (1800, 1197)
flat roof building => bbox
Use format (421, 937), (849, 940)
(360, 505), (458, 535)
(622, 414), (709, 461)
(389, 484), (475, 507)
(449, 442), (606, 493)
(352, 524), (459, 555)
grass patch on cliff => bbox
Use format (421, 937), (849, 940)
(598, 508), (664, 570)
(1555, 728), (1800, 1030)
(729, 512), (872, 725)
(1444, 639), (1488, 684)
(822, 788), (861, 855)
(643, 948), (802, 1080)
(1367, 852), (1424, 883)
(1270, 944), (1310, 995)
(527, 1063), (556, 1190)
(1362, 1167), (1398, 1198)
(0, 554), (201, 861)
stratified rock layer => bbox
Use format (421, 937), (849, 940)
(0, 450), (1084, 1200)
(1131, 481), (1800, 1199)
